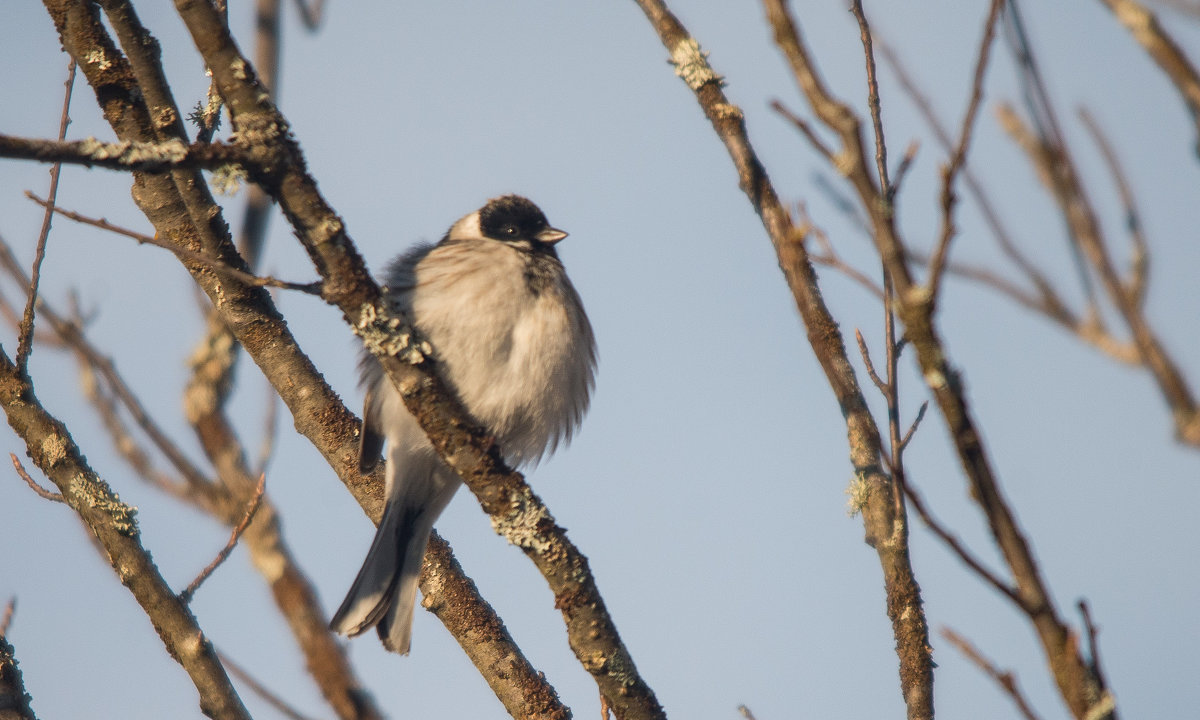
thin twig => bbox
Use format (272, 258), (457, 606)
(877, 36), (1078, 330)
(24, 194), (322, 295)
(253, 383), (280, 479)
(1005, 1), (1104, 318)
(180, 473), (267, 604)
(0, 236), (213, 495)
(218, 650), (322, 720)
(941, 627), (1045, 720)
(899, 401), (928, 453)
(11, 453), (65, 504)
(890, 140), (920, 201)
(927, 0), (1006, 302)
(850, 1), (891, 194)
(903, 478), (1024, 609)
(17, 60), (76, 373)
(855, 328), (888, 394)
(795, 204), (885, 299)
(1077, 107), (1149, 310)
(770, 100), (836, 162)
(1077, 600), (1112, 693)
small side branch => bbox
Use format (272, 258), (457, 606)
(16, 60), (76, 374)
(942, 627), (1044, 720)
(11, 453), (65, 504)
(180, 473), (267, 604)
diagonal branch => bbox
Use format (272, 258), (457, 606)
(1096, 0), (1200, 157)
(0, 348), (251, 720)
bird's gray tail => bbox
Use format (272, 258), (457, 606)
(330, 500), (427, 655)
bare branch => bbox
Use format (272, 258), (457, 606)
(637, 1), (933, 717)
(218, 651), (323, 720)
(770, 100), (836, 162)
(898, 401), (928, 453)
(997, 101), (1200, 447)
(180, 473), (267, 604)
(0, 134), (254, 172)
(0, 347), (251, 719)
(25, 193), (323, 295)
(17, 60), (76, 374)
(849, 1), (891, 194)
(855, 328), (889, 394)
(890, 140), (920, 201)
(1096, 0), (1200, 156)
(927, 0), (1006, 302)
(877, 37), (1076, 328)
(764, 1), (1110, 714)
(1076, 108), (1149, 310)
(942, 627), (1045, 720)
(11, 453), (65, 504)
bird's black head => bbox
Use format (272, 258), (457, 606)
(478, 195), (567, 246)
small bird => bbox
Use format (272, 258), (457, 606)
(331, 195), (596, 654)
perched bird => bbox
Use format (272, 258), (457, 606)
(331, 195), (596, 654)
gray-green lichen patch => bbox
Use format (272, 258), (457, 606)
(40, 434), (68, 467)
(209, 163), (247, 196)
(669, 36), (725, 90)
(490, 488), (553, 553)
(70, 473), (139, 537)
(76, 137), (188, 166)
(845, 472), (871, 517)
(354, 301), (431, 364)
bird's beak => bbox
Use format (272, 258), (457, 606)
(536, 227), (568, 244)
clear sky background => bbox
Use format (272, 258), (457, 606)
(2, 2), (1199, 719)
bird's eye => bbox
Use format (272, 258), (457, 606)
(502, 225), (519, 236)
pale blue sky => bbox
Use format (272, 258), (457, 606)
(2, 2), (1198, 719)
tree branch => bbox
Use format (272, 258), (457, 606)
(763, 1), (1112, 716)
(1096, 0), (1200, 157)
(0, 347), (251, 720)
(633, 1), (934, 717)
